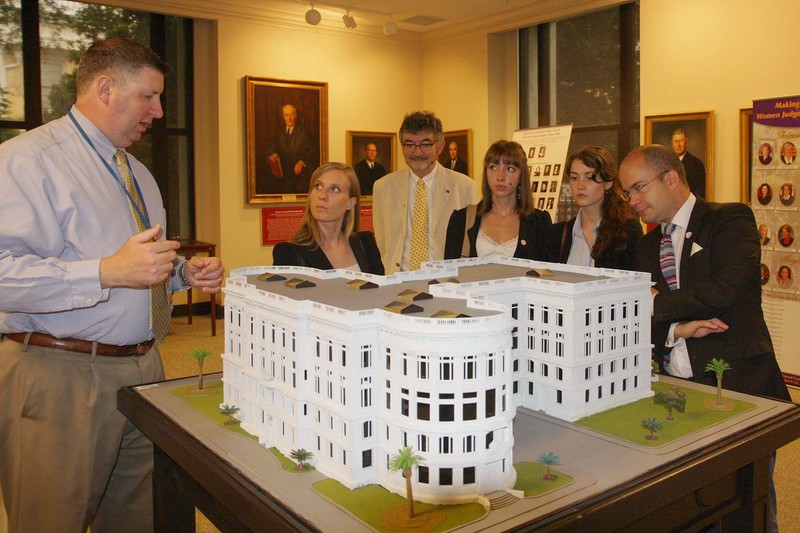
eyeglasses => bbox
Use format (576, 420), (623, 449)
(620, 170), (668, 202)
(402, 140), (438, 152)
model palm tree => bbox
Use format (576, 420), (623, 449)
(290, 448), (314, 471)
(537, 452), (561, 480)
(219, 404), (240, 425)
(191, 347), (212, 390)
(642, 417), (664, 440)
(388, 446), (425, 518)
(705, 358), (731, 405)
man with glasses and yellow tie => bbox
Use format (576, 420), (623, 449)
(0, 37), (225, 532)
(373, 111), (477, 274)
(621, 144), (789, 533)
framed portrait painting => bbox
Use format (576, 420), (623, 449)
(245, 76), (328, 204)
(439, 129), (473, 177)
(345, 131), (396, 197)
(644, 111), (714, 201)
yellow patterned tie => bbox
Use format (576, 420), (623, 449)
(409, 178), (429, 270)
(115, 150), (172, 342)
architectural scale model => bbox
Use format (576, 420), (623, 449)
(221, 256), (653, 504)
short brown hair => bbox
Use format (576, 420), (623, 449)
(76, 36), (171, 95)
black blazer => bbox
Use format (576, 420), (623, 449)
(545, 217), (642, 270)
(633, 199), (789, 400)
(444, 204), (552, 260)
(273, 231), (385, 275)
(681, 151), (706, 199)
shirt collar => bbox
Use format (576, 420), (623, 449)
(69, 105), (118, 161)
(665, 193), (696, 232)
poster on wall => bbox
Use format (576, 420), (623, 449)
(752, 95), (800, 387)
(752, 95), (800, 300)
(512, 124), (573, 221)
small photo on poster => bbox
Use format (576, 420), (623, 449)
(777, 265), (793, 289)
(757, 183), (773, 205)
(758, 142), (775, 166)
(778, 224), (794, 247)
(779, 183), (795, 206)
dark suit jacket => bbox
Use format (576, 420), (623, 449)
(633, 199), (789, 400)
(681, 151), (706, 199)
(272, 231), (385, 275)
(353, 159), (386, 196)
(446, 158), (468, 175)
(545, 217), (642, 270)
(443, 203), (552, 260)
(267, 124), (314, 194)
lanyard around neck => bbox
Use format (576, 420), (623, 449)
(67, 110), (152, 229)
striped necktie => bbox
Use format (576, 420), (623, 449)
(115, 150), (172, 342)
(660, 223), (678, 291)
(409, 178), (429, 270)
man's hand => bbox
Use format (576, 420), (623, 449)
(185, 256), (225, 294)
(674, 318), (729, 340)
(99, 224), (179, 289)
(293, 160), (305, 176)
(268, 153), (279, 163)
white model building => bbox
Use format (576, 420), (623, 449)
(221, 256), (653, 504)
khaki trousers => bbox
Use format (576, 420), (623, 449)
(0, 336), (164, 533)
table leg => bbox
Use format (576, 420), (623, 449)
(153, 445), (195, 533)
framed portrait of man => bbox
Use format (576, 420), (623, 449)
(439, 129), (473, 177)
(245, 76), (328, 204)
(345, 131), (396, 198)
(645, 111), (714, 201)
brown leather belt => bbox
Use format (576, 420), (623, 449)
(3, 332), (154, 357)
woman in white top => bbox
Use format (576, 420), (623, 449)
(444, 140), (551, 260)
(546, 146), (642, 269)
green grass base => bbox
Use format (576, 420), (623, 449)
(575, 381), (755, 446)
(513, 462), (573, 496)
(313, 478), (486, 533)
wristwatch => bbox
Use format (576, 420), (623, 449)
(178, 262), (191, 288)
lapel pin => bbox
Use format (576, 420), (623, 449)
(520, 239), (527, 246)
(685, 231), (693, 239)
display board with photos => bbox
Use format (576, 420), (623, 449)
(752, 95), (800, 300)
(512, 124), (573, 221)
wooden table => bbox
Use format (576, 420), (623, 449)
(176, 239), (217, 336)
(118, 374), (800, 532)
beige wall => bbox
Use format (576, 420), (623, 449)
(640, 0), (800, 202)
(214, 20), (425, 274)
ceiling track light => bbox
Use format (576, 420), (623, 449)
(342, 9), (356, 29)
(305, 2), (321, 25)
(383, 19), (398, 37)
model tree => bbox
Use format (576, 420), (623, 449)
(705, 358), (731, 406)
(537, 452), (561, 481)
(191, 347), (212, 390)
(219, 404), (240, 425)
(290, 448), (314, 471)
(642, 417), (664, 440)
(654, 386), (686, 420)
(388, 446), (425, 519)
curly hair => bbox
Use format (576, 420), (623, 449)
(291, 162), (361, 249)
(566, 146), (635, 262)
(478, 140), (534, 218)
(399, 111), (443, 141)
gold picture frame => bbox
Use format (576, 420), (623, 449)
(245, 76), (328, 204)
(739, 108), (754, 204)
(644, 111), (714, 201)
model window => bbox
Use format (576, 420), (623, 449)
(417, 402), (430, 421)
(463, 403), (477, 421)
(439, 468), (453, 486)
(362, 450), (372, 468)
(464, 467), (476, 484)
(439, 404), (455, 422)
